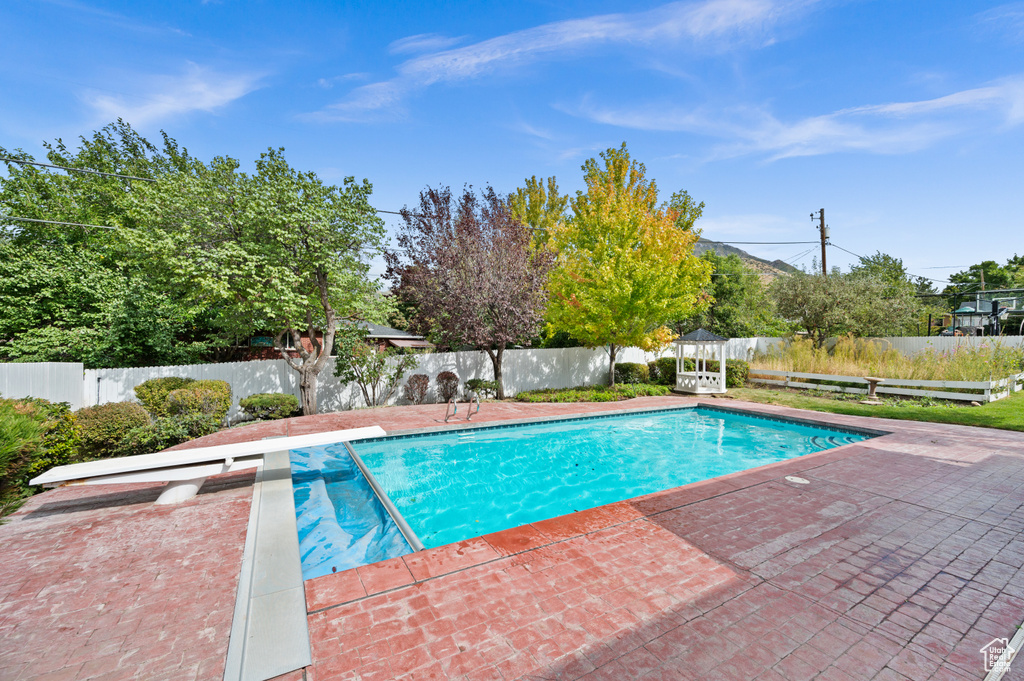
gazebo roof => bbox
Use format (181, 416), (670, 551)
(675, 328), (727, 343)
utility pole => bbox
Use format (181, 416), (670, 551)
(810, 208), (828, 275)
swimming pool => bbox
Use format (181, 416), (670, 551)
(292, 405), (875, 578)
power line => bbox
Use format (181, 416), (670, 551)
(829, 242), (864, 261)
(0, 214), (119, 230)
(703, 239), (820, 245)
(784, 246), (818, 265)
(0, 156), (157, 183)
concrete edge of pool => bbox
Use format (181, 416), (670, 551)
(300, 400), (893, 616)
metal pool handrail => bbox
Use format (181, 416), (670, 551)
(342, 441), (425, 552)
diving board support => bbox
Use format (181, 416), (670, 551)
(343, 441), (425, 552)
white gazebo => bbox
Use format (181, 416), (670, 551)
(673, 328), (728, 394)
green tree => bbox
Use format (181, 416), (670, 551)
(0, 121), (219, 367)
(678, 253), (789, 338)
(546, 144), (712, 385)
(772, 268), (919, 346)
(334, 332), (419, 407)
(133, 148), (391, 414)
(947, 260), (1015, 292)
(849, 252), (912, 294)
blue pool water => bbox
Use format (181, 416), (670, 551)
(347, 406), (872, 550)
(290, 445), (412, 580)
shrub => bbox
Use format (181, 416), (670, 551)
(726, 360), (749, 388)
(76, 401), (150, 459)
(117, 414), (222, 457)
(648, 357), (677, 386)
(403, 374), (430, 404)
(516, 384), (671, 403)
(22, 400), (81, 481)
(612, 383), (672, 399)
(239, 393), (299, 420)
(135, 377), (197, 417)
(465, 378), (500, 399)
(165, 380), (231, 421)
(0, 399), (45, 517)
(614, 362), (649, 384)
(436, 371), (460, 403)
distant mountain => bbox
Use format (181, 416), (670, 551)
(694, 238), (798, 280)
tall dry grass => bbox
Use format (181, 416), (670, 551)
(752, 335), (1024, 382)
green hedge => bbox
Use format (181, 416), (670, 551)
(517, 384), (671, 403)
(76, 401), (151, 459)
(118, 414), (222, 457)
(135, 377), (197, 417)
(614, 362), (649, 384)
(239, 393), (299, 420)
(0, 399), (44, 516)
(465, 378), (499, 398)
(647, 357), (677, 386)
(165, 380), (231, 421)
(23, 400), (80, 482)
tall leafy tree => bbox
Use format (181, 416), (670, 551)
(133, 148), (390, 414)
(546, 144), (712, 385)
(772, 268), (919, 346)
(678, 252), (789, 338)
(0, 121), (215, 367)
(386, 185), (554, 399)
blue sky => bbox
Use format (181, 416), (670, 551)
(2, 0), (1022, 284)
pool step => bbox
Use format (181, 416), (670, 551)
(290, 444), (412, 581)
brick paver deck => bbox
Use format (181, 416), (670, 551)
(4, 397), (1023, 680)
(0, 472), (254, 681)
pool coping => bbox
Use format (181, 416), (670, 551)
(303, 400), (895, 615)
(352, 401), (890, 442)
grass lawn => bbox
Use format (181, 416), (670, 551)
(726, 386), (1024, 433)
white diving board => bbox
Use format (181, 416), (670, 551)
(29, 426), (386, 505)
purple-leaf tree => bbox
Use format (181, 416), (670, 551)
(386, 186), (554, 399)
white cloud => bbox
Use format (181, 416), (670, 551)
(572, 76), (1024, 159)
(309, 0), (813, 121)
(317, 73), (370, 89)
(975, 3), (1024, 42)
(388, 33), (464, 55)
(82, 64), (262, 128)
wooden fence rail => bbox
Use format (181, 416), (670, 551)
(748, 369), (1024, 403)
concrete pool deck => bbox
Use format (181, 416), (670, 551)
(2, 396), (1023, 680)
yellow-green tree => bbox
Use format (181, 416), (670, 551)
(508, 175), (568, 244)
(546, 144), (713, 385)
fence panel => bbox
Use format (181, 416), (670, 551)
(874, 336), (1024, 356)
(0, 337), (788, 415)
(95, 360), (300, 420)
(0, 362), (85, 409)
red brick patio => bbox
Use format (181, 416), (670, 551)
(3, 397), (1023, 680)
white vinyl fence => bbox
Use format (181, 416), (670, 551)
(870, 335), (1024, 357)
(1, 337), (784, 419)
(0, 362), (86, 410)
